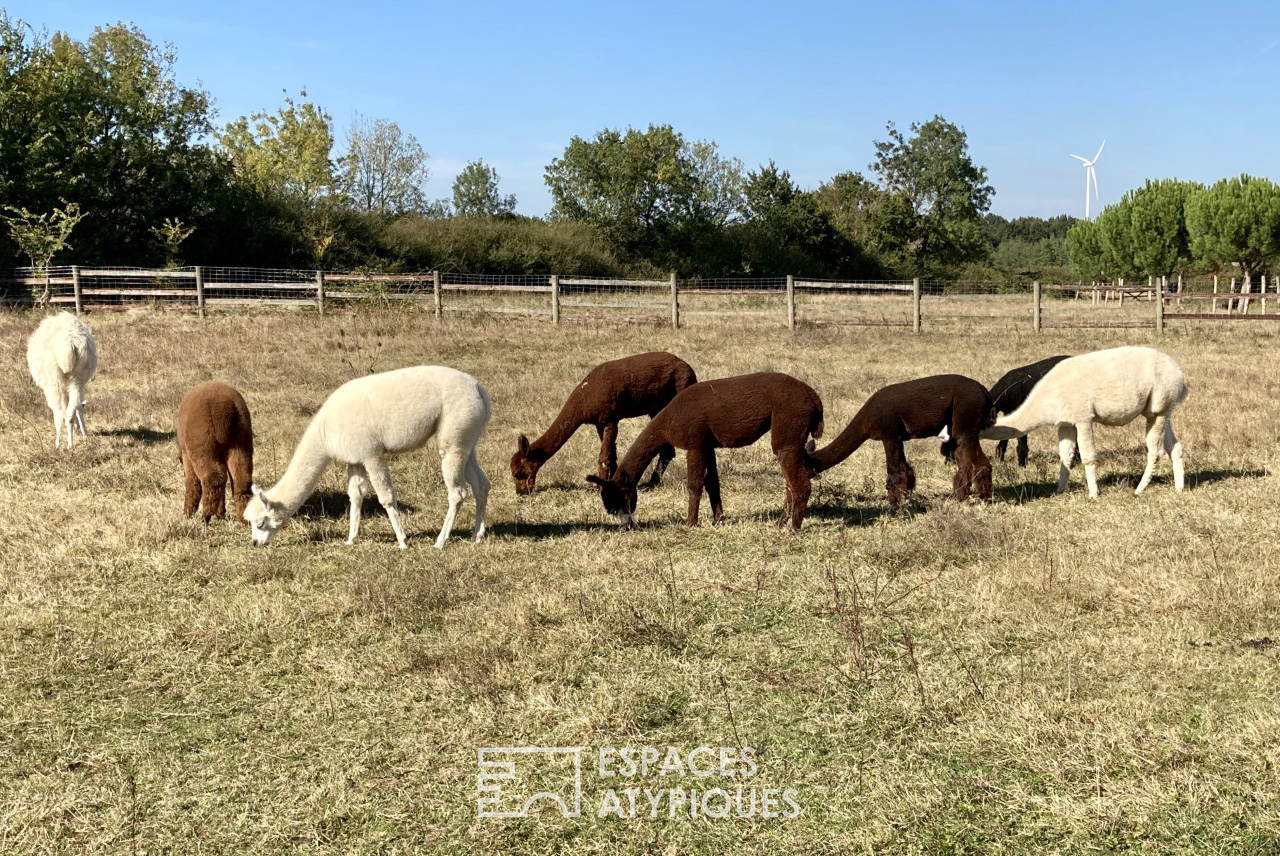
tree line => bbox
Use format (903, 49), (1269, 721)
(1066, 177), (1280, 291)
(0, 14), (1103, 282)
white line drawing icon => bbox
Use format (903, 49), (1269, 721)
(477, 747), (582, 818)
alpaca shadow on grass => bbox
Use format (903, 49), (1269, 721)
(100, 426), (176, 444)
(297, 489), (418, 518)
(774, 500), (901, 528)
(487, 518), (625, 540)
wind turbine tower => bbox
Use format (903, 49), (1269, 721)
(1071, 141), (1105, 219)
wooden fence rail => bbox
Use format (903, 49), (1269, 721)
(3, 266), (1277, 332)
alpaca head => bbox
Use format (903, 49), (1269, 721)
(243, 484), (288, 545)
(510, 434), (546, 496)
(585, 472), (637, 529)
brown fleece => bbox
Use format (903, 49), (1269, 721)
(177, 381), (254, 523)
(587, 372), (825, 530)
(809, 374), (993, 509)
(512, 351), (698, 494)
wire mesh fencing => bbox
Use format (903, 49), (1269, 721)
(3, 265), (1278, 332)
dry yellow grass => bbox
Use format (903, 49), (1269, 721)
(1, 307), (1278, 855)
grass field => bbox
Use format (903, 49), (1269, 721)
(2, 308), (1278, 855)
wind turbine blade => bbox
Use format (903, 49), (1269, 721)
(1093, 140), (1106, 161)
(1090, 167), (1099, 200)
(1071, 155), (1089, 164)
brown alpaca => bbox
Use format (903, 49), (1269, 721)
(177, 381), (254, 523)
(586, 372), (825, 530)
(809, 375), (993, 509)
(511, 351), (697, 494)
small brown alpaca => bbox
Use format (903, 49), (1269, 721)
(586, 372), (825, 530)
(511, 351), (697, 494)
(177, 381), (254, 523)
(809, 374), (993, 509)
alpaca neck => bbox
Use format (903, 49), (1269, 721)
(997, 394), (1058, 436)
(810, 411), (870, 473)
(616, 424), (666, 483)
(529, 401), (588, 460)
(266, 422), (333, 514)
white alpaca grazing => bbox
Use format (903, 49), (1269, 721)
(243, 366), (491, 549)
(981, 346), (1187, 498)
(26, 312), (97, 450)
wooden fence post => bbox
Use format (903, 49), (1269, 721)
(195, 266), (205, 318)
(72, 265), (83, 315)
(550, 275), (560, 325)
(786, 274), (796, 330)
(315, 269), (325, 315)
(1118, 277), (1125, 305)
(432, 270), (442, 318)
(1032, 280), (1041, 332)
(1155, 276), (1165, 334)
(912, 277), (921, 333)
(670, 272), (680, 330)
(1262, 275), (1269, 316)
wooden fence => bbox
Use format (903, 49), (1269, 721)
(2, 266), (1275, 333)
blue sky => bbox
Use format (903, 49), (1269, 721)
(8, 1), (1280, 219)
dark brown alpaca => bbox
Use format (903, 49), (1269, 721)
(177, 381), (254, 523)
(511, 351), (697, 495)
(586, 372), (825, 530)
(987, 355), (1071, 465)
(808, 374), (993, 509)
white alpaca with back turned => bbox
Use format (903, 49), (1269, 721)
(27, 311), (97, 450)
(981, 345), (1187, 498)
(243, 365), (491, 549)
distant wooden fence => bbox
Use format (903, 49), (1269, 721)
(1, 266), (1274, 333)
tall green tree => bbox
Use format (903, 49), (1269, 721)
(869, 115), (994, 274)
(338, 113), (430, 215)
(1066, 218), (1109, 281)
(0, 17), (232, 264)
(1094, 200), (1141, 280)
(452, 160), (516, 218)
(1126, 179), (1202, 281)
(1186, 175), (1280, 293)
(219, 91), (337, 206)
(544, 124), (743, 272)
(735, 162), (867, 276)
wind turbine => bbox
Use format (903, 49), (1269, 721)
(1070, 141), (1105, 219)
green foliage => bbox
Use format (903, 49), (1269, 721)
(1185, 175), (1280, 281)
(452, 160), (516, 218)
(1127, 179), (1202, 278)
(2, 200), (83, 268)
(544, 124), (744, 273)
(870, 116), (994, 274)
(337, 113), (430, 215)
(219, 90), (337, 206)
(381, 215), (625, 275)
(149, 217), (195, 268)
(1094, 201), (1141, 280)
(1065, 219), (1108, 281)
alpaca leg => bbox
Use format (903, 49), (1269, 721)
(346, 463), (369, 545)
(200, 464), (228, 522)
(953, 441), (992, 501)
(597, 422), (619, 480)
(433, 449), (472, 549)
(182, 455), (202, 518)
(778, 447), (812, 530)
(1075, 421), (1100, 499)
(1056, 425), (1078, 493)
(63, 382), (83, 451)
(227, 446), (254, 523)
(995, 439), (1008, 462)
(884, 440), (914, 508)
(641, 443), (675, 491)
(1165, 419), (1185, 492)
(704, 446), (724, 524)
(1016, 435), (1029, 467)
(74, 405), (87, 438)
(364, 457), (410, 548)
(1135, 415), (1164, 495)
(466, 448), (490, 543)
(685, 446), (706, 526)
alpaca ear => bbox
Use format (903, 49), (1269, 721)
(251, 484), (263, 498)
(585, 475), (606, 487)
(517, 434), (530, 455)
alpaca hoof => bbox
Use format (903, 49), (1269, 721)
(345, 538), (356, 546)
(398, 542), (409, 550)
